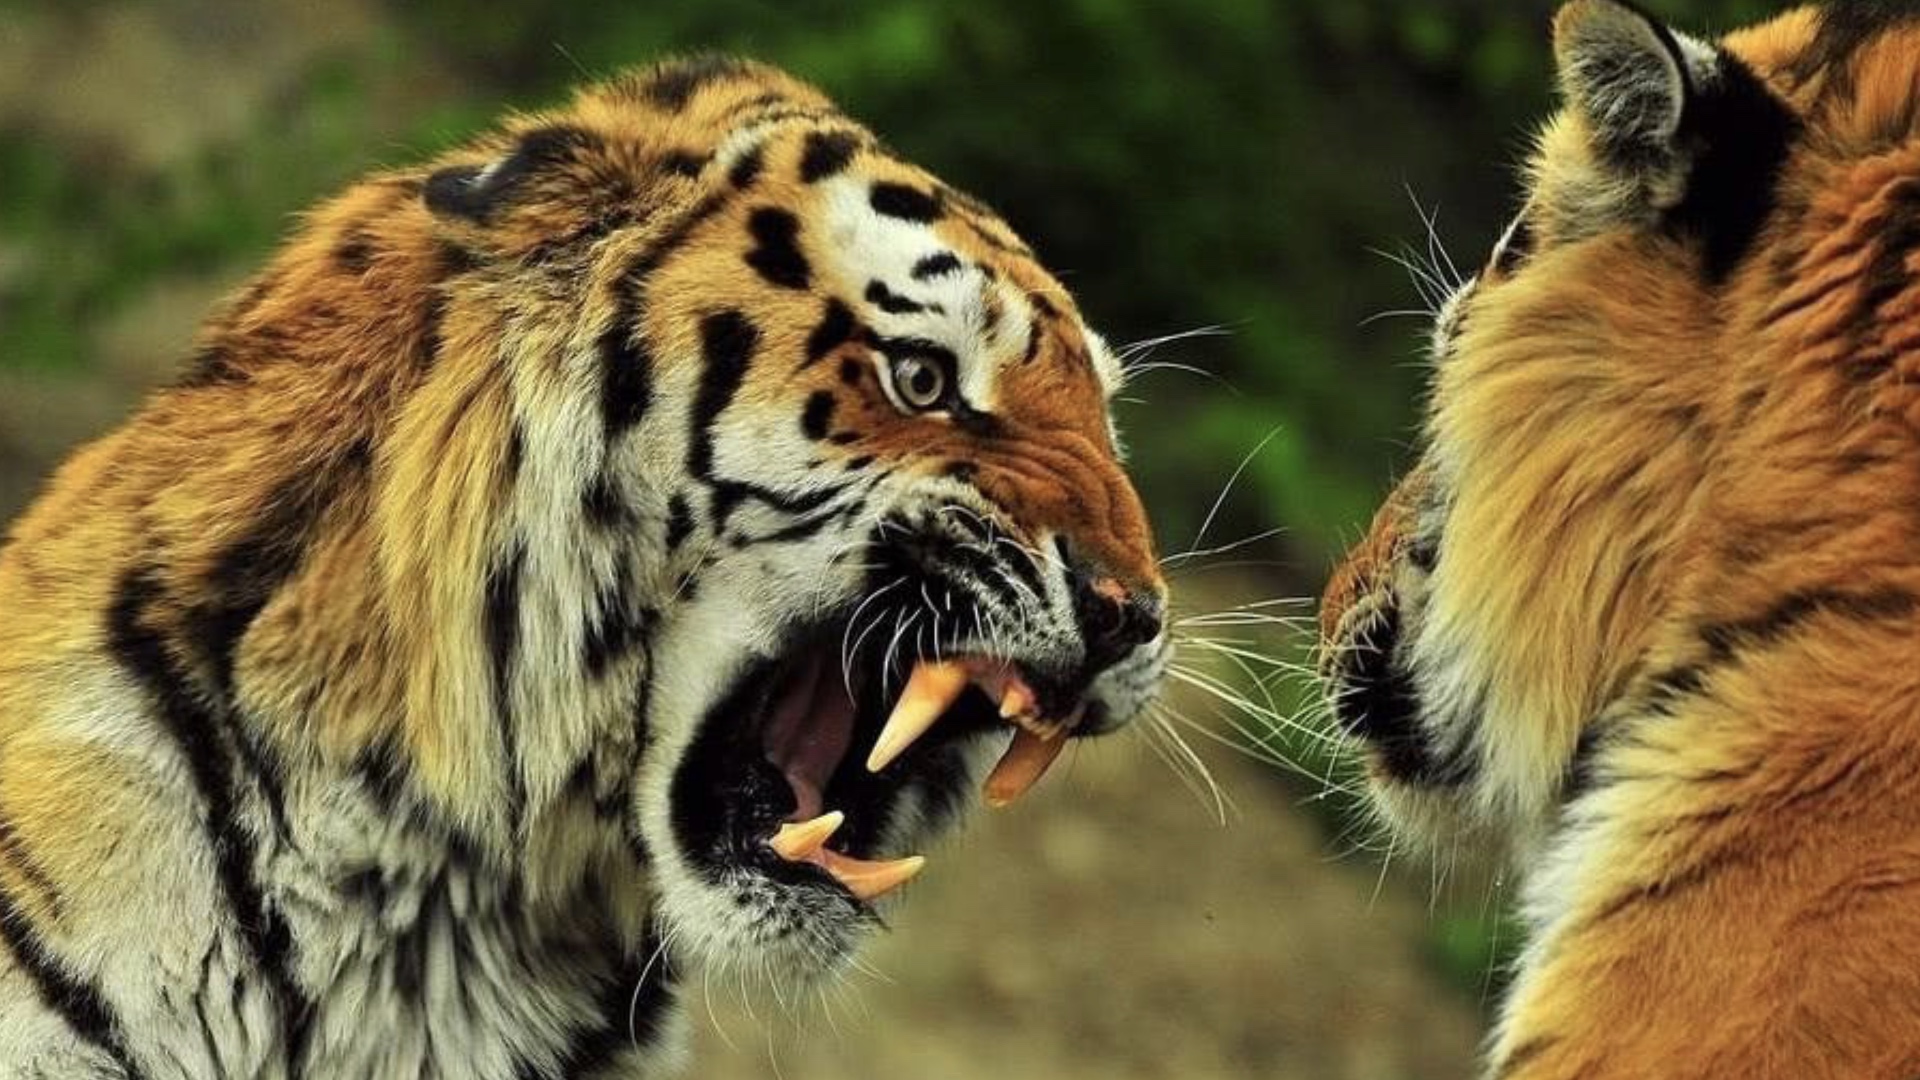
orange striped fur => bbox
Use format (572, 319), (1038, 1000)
(1321, 4), (1920, 1076)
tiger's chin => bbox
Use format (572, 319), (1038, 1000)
(641, 608), (1152, 984)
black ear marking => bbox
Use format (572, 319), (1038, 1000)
(423, 126), (598, 224)
(1668, 51), (1799, 280)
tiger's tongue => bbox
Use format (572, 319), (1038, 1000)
(761, 653), (855, 822)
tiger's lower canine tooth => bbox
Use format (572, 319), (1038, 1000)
(817, 848), (927, 901)
(984, 727), (1070, 808)
(769, 811), (844, 861)
(997, 681), (1038, 722)
(867, 659), (970, 772)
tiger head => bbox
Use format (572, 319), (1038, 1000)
(264, 57), (1170, 982)
(1319, 1), (1920, 855)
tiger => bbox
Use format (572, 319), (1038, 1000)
(1318, 1), (1920, 1076)
(0, 56), (1170, 1078)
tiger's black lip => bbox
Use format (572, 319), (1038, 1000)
(1328, 603), (1468, 786)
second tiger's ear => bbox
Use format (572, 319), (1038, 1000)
(1548, 0), (1798, 277)
(1553, 0), (1715, 207)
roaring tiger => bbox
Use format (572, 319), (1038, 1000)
(0, 58), (1169, 1077)
(1320, 1), (1920, 1075)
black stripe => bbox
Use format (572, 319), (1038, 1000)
(744, 207), (810, 290)
(485, 545), (528, 827)
(710, 476), (851, 524)
(657, 149), (709, 178)
(184, 439), (372, 844)
(599, 303), (654, 439)
(623, 188), (734, 287)
(801, 391), (836, 441)
(1787, 2), (1920, 91)
(0, 813), (60, 917)
(1561, 722), (1609, 805)
(533, 933), (679, 1078)
(803, 298), (858, 367)
(191, 438), (371, 695)
(178, 341), (248, 389)
(107, 569), (305, 1059)
(641, 55), (749, 111)
(505, 426), (525, 485)
(799, 129), (862, 182)
(911, 252), (963, 280)
(582, 471), (633, 530)
(1021, 316), (1043, 364)
(1580, 840), (1755, 931)
(0, 880), (143, 1077)
(1849, 180), (1920, 345)
(1643, 587), (1916, 714)
(1698, 586), (1915, 661)
(1641, 663), (1708, 714)
(583, 566), (650, 680)
(728, 143), (766, 189)
(664, 494), (695, 551)
(734, 501), (852, 548)
(869, 181), (943, 222)
(689, 311), (761, 480)
(865, 280), (937, 315)
(334, 228), (377, 275)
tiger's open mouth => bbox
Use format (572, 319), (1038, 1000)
(669, 620), (1089, 909)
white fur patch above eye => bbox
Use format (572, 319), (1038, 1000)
(817, 175), (1024, 413)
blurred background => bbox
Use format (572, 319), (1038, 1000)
(0, 1), (1776, 1076)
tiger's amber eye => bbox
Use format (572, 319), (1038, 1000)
(893, 355), (947, 410)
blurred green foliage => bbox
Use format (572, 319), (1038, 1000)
(0, 0), (1783, 997)
(2, 0), (1775, 559)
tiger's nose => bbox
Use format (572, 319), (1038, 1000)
(1071, 568), (1165, 674)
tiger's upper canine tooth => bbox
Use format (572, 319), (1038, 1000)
(816, 848), (927, 901)
(768, 811), (845, 862)
(983, 726), (1070, 808)
(866, 659), (971, 772)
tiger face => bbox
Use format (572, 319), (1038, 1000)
(416, 61), (1169, 979)
(1321, 0), (1920, 857)
(409, 65), (1173, 977)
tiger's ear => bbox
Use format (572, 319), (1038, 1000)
(1552, 0), (1716, 209)
(1549, 0), (1798, 277)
